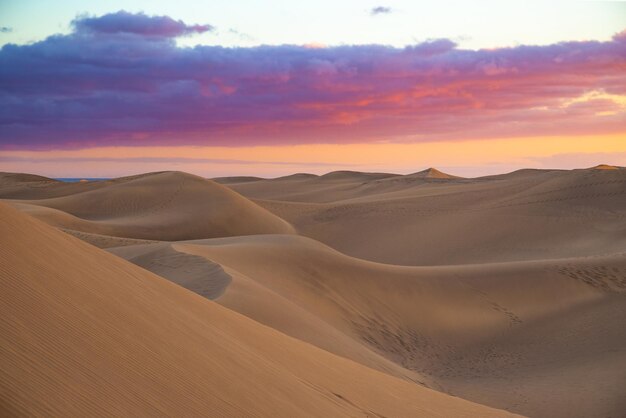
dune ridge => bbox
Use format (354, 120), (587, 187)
(244, 167), (626, 265)
(407, 167), (461, 180)
(1, 171), (294, 241)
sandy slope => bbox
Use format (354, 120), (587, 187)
(111, 234), (626, 418)
(0, 203), (517, 417)
(109, 242), (232, 299)
(61, 228), (159, 248)
(234, 167), (626, 265)
(0, 172), (103, 199)
(111, 241), (431, 386)
(1, 171), (294, 240)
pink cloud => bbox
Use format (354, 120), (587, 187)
(0, 12), (624, 150)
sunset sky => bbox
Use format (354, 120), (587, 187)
(1, 1), (625, 177)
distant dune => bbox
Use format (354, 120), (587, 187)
(408, 167), (461, 179)
(589, 164), (620, 170)
(237, 166), (626, 265)
(319, 170), (398, 181)
(212, 175), (264, 184)
(1, 166), (625, 418)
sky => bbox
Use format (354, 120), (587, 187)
(0, 1), (625, 177)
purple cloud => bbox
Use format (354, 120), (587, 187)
(72, 11), (213, 37)
(0, 155), (351, 167)
(370, 6), (393, 16)
(0, 11), (624, 150)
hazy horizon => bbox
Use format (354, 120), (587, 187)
(7, 161), (625, 181)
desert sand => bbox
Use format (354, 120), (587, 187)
(219, 166), (626, 265)
(1, 171), (293, 240)
(0, 203), (517, 417)
(1, 166), (625, 417)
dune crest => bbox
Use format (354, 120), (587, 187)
(589, 164), (620, 170)
(409, 167), (461, 179)
(109, 242), (232, 299)
(2, 171), (295, 241)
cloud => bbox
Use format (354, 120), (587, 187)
(614, 29), (626, 42)
(0, 11), (625, 150)
(0, 155), (351, 167)
(0, 27), (12, 33)
(72, 11), (213, 37)
(226, 28), (255, 42)
(370, 6), (392, 16)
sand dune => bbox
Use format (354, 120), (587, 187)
(61, 228), (159, 248)
(2, 167), (624, 417)
(215, 167), (467, 203)
(0, 172), (58, 184)
(242, 167), (626, 264)
(111, 240), (431, 386)
(407, 167), (461, 180)
(112, 233), (626, 418)
(213, 175), (264, 184)
(0, 171), (111, 199)
(1, 171), (294, 240)
(589, 164), (620, 170)
(319, 170), (398, 181)
(109, 242), (232, 299)
(0, 202), (517, 417)
(215, 171), (402, 203)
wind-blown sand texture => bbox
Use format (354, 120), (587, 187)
(1, 166), (625, 417)
(0, 203), (517, 417)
